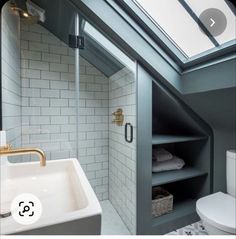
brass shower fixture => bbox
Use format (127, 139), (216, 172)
(112, 108), (124, 126)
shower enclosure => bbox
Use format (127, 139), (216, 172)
(77, 21), (137, 233)
(1, 0), (137, 234)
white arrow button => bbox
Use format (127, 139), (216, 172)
(210, 18), (215, 27)
(199, 9), (227, 36)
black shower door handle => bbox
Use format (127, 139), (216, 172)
(125, 123), (133, 143)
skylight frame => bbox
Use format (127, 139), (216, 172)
(119, 0), (236, 68)
(133, 1), (190, 59)
(119, 0), (188, 65)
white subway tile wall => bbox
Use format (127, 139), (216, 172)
(1, 3), (22, 156)
(20, 23), (76, 162)
(78, 60), (109, 201)
(19, 23), (109, 200)
(109, 68), (136, 234)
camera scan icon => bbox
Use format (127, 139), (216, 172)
(11, 193), (42, 225)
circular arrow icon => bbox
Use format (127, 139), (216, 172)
(199, 8), (227, 37)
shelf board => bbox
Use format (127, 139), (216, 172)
(152, 167), (207, 187)
(152, 134), (207, 145)
(152, 199), (196, 228)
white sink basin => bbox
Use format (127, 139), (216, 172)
(0, 158), (102, 235)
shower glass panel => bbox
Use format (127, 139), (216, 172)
(78, 21), (137, 234)
(1, 1), (78, 163)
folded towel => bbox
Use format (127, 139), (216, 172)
(152, 148), (173, 162)
(152, 156), (185, 173)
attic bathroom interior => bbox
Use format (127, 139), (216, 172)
(0, 0), (235, 237)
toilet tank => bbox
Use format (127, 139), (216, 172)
(226, 150), (236, 197)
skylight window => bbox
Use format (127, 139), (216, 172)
(186, 0), (236, 45)
(133, 0), (236, 59)
(83, 21), (135, 71)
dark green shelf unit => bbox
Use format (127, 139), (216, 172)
(150, 79), (212, 234)
(136, 67), (212, 235)
(150, 137), (211, 234)
(152, 167), (208, 187)
(152, 134), (207, 145)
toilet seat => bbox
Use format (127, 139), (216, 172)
(196, 192), (236, 234)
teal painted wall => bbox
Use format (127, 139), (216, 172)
(183, 87), (236, 192)
(182, 57), (236, 94)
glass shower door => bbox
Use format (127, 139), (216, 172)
(77, 20), (137, 234)
(1, 1), (78, 163)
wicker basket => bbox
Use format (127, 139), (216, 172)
(152, 187), (173, 217)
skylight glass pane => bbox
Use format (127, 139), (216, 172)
(186, 0), (236, 45)
(134, 0), (216, 57)
(83, 22), (135, 72)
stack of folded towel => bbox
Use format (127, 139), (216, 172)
(152, 148), (185, 173)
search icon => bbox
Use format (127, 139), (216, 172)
(11, 193), (42, 225)
(22, 205), (30, 213)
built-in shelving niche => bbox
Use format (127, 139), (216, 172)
(151, 81), (212, 234)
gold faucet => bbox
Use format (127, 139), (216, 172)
(0, 144), (46, 166)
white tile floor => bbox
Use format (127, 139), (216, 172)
(167, 221), (208, 235)
(100, 200), (130, 235)
(100, 200), (208, 235)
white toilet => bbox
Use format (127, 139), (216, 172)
(196, 150), (236, 235)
